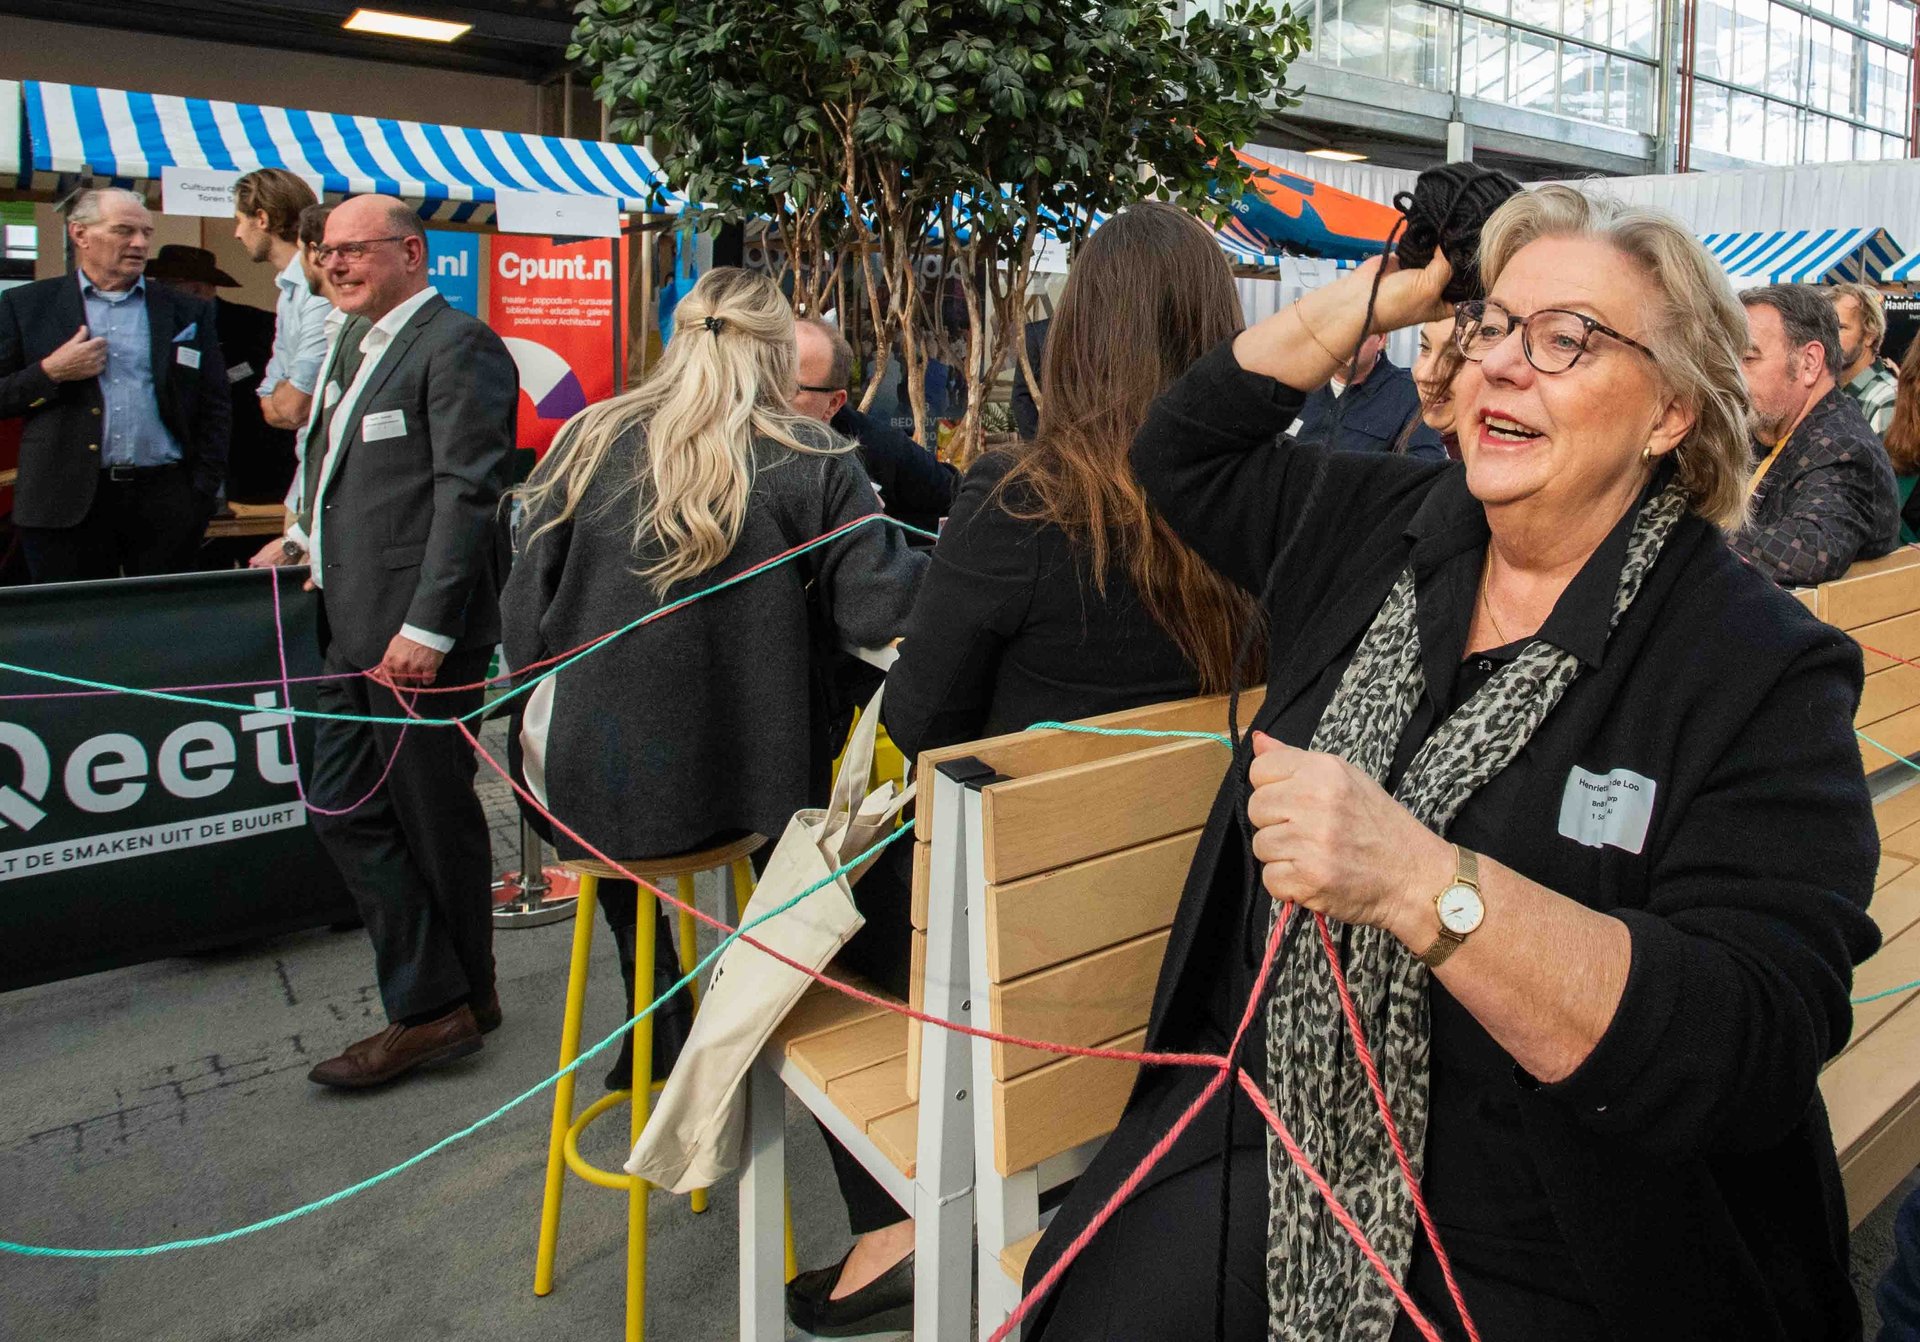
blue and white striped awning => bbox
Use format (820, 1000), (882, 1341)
(1701, 227), (1904, 285)
(1884, 248), (1920, 282)
(19, 80), (680, 222)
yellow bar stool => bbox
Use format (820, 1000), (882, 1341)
(533, 833), (797, 1341)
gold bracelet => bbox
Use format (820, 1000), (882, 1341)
(1292, 306), (1345, 365)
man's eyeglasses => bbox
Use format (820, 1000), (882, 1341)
(795, 384), (841, 395)
(1452, 298), (1658, 375)
(314, 236), (411, 264)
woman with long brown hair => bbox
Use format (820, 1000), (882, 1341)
(784, 201), (1262, 1337)
(1883, 336), (1920, 542)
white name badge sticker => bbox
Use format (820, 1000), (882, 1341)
(175, 346), (201, 369)
(1557, 766), (1656, 855)
(362, 409), (408, 442)
(227, 361), (253, 384)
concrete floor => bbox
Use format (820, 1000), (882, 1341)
(0, 721), (1905, 1340)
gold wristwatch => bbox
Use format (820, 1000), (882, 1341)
(1416, 845), (1484, 969)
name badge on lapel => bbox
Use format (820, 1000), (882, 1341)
(176, 346), (201, 369)
(1558, 766), (1656, 854)
(362, 409), (408, 442)
(227, 361), (253, 384)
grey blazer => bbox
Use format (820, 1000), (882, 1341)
(305, 292), (518, 668)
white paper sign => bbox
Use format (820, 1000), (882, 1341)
(1557, 765), (1657, 855)
(161, 165), (244, 218)
(494, 190), (622, 239)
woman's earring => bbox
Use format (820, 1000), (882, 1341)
(1641, 445), (1654, 464)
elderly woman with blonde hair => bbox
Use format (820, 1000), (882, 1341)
(1022, 186), (1881, 1342)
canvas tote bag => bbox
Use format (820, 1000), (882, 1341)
(626, 682), (912, 1193)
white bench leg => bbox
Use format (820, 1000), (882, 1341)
(980, 1265), (1023, 1341)
(912, 1179), (974, 1339)
(738, 1057), (786, 1342)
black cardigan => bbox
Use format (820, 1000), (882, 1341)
(881, 450), (1200, 758)
(1025, 342), (1882, 1341)
(499, 428), (926, 859)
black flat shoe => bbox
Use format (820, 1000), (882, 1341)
(785, 1249), (914, 1337)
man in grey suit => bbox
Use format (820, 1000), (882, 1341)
(251, 194), (518, 1088)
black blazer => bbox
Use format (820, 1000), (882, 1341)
(306, 293), (517, 669)
(215, 297), (297, 505)
(883, 451), (1201, 758)
(1026, 343), (1882, 1341)
(1293, 354), (1446, 460)
(0, 273), (229, 528)
(830, 404), (958, 539)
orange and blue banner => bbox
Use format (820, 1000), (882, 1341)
(1220, 147), (1403, 263)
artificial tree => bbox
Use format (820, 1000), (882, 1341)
(571, 0), (1307, 461)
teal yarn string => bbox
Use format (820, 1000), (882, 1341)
(1854, 976), (1920, 1006)
(1023, 721), (1232, 747)
(0, 821), (915, 1260)
(0, 513), (938, 729)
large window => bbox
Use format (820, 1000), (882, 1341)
(1298, 0), (1664, 133)
(1691, 0), (1915, 164)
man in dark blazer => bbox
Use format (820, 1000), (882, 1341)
(251, 193), (517, 1089)
(143, 245), (295, 506)
(0, 187), (229, 582)
(792, 316), (957, 540)
(1290, 330), (1446, 460)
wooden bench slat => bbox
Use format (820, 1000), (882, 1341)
(914, 690), (1262, 849)
(993, 1028), (1145, 1176)
(1000, 1229), (1044, 1283)
(775, 977), (886, 1048)
(1879, 851), (1918, 891)
(1873, 864), (1920, 944)
(786, 1011), (907, 1091)
(1848, 919), (1920, 1055)
(1857, 608), (1920, 676)
(867, 1104), (918, 1176)
(986, 829), (1198, 983)
(1859, 663), (1920, 730)
(825, 1054), (916, 1130)
(1876, 785), (1920, 846)
(982, 738), (1232, 884)
(906, 929), (927, 1101)
(1859, 706), (1920, 775)
(1821, 549), (1920, 630)
(991, 930), (1170, 1081)
(1823, 992), (1920, 1225)
(911, 837), (931, 931)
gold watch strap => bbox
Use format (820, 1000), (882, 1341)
(1416, 845), (1479, 969)
(1416, 927), (1465, 969)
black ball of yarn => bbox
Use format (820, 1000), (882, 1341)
(1392, 162), (1524, 304)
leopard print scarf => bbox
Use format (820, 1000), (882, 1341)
(1262, 481), (1686, 1340)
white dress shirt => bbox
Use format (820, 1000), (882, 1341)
(290, 286), (454, 654)
(260, 253), (335, 397)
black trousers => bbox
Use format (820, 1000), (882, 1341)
(19, 466), (206, 583)
(308, 639), (495, 1022)
(818, 838), (917, 1236)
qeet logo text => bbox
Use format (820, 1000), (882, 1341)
(0, 692), (298, 832)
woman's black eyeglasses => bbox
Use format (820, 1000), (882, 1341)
(1452, 298), (1658, 374)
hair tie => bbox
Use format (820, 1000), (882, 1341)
(702, 316), (726, 336)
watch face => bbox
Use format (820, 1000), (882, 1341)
(1437, 884), (1485, 935)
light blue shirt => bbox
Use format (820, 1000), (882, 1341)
(79, 271), (183, 469)
(260, 252), (334, 397)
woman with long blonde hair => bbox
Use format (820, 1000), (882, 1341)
(500, 267), (925, 1089)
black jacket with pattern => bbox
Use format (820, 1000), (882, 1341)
(1731, 386), (1899, 587)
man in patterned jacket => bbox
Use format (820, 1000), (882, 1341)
(1732, 283), (1899, 588)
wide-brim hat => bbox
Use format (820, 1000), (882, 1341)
(145, 245), (240, 287)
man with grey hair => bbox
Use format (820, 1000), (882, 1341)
(1733, 282), (1898, 586)
(1828, 280), (1897, 435)
(792, 315), (957, 540)
(0, 186), (229, 581)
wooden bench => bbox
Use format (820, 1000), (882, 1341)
(1809, 549), (1920, 1227)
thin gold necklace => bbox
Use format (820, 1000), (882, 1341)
(1480, 553), (1513, 645)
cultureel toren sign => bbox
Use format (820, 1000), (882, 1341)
(488, 233), (627, 458)
(0, 569), (353, 990)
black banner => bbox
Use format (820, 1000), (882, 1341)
(0, 567), (353, 990)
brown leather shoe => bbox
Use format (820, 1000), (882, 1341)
(471, 986), (502, 1035)
(308, 1006), (483, 1089)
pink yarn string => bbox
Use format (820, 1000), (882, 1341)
(1313, 913), (1481, 1342)
(266, 569), (410, 819)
